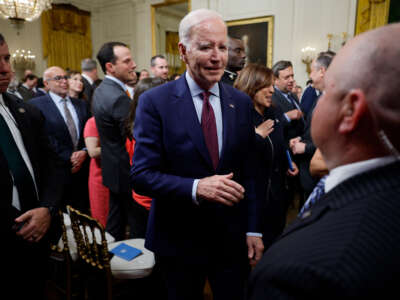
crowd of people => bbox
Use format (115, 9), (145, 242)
(2, 7), (400, 300)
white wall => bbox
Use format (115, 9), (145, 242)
(1, 0), (357, 86)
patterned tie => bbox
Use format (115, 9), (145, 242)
(298, 175), (328, 216)
(62, 99), (78, 150)
(0, 113), (38, 211)
(201, 91), (219, 170)
(126, 89), (132, 99)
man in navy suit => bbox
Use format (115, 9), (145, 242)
(29, 66), (89, 212)
(248, 23), (400, 299)
(131, 9), (264, 300)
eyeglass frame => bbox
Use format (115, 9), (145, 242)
(46, 75), (69, 82)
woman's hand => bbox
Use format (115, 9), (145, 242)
(255, 119), (274, 138)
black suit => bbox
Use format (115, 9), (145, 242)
(17, 84), (35, 102)
(271, 88), (304, 142)
(92, 77), (135, 240)
(2, 92), (66, 299)
(249, 161), (400, 300)
(82, 76), (96, 114)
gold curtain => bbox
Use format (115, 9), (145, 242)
(355, 0), (391, 35)
(41, 4), (92, 71)
(165, 31), (186, 75)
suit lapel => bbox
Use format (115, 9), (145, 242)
(217, 83), (235, 171)
(3, 93), (40, 179)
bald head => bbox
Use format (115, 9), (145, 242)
(311, 23), (400, 169)
(43, 66), (69, 97)
(330, 23), (400, 151)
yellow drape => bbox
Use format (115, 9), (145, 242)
(165, 31), (186, 76)
(41, 4), (92, 71)
(355, 0), (391, 35)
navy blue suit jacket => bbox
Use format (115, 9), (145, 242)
(130, 75), (261, 260)
(29, 94), (88, 162)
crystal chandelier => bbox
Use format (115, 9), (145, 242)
(0, 0), (52, 25)
(12, 49), (36, 70)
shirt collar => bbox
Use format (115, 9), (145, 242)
(325, 155), (398, 193)
(185, 72), (220, 98)
(49, 91), (70, 103)
(82, 73), (94, 85)
(105, 75), (127, 91)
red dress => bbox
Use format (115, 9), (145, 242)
(83, 117), (109, 227)
(126, 138), (152, 210)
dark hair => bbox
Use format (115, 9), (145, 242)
(23, 74), (37, 82)
(150, 55), (166, 67)
(125, 77), (165, 139)
(96, 41), (128, 74)
(66, 70), (86, 100)
(234, 63), (273, 100)
(272, 60), (293, 78)
(36, 77), (45, 88)
(0, 33), (5, 45)
(67, 70), (81, 77)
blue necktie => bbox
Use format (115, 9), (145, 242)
(299, 175), (327, 216)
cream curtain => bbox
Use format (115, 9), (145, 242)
(41, 4), (92, 71)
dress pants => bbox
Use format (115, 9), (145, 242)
(158, 253), (249, 300)
(106, 190), (136, 240)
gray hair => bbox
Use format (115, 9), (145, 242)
(81, 58), (97, 71)
(179, 9), (225, 49)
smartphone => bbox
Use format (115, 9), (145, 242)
(286, 150), (294, 171)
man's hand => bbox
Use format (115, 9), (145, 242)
(291, 141), (306, 155)
(286, 109), (303, 120)
(70, 150), (87, 173)
(287, 161), (299, 176)
(255, 119), (274, 138)
(247, 236), (264, 267)
(289, 137), (301, 148)
(14, 207), (51, 243)
(196, 173), (244, 206)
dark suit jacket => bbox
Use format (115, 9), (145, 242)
(297, 95), (320, 195)
(33, 89), (47, 98)
(300, 85), (319, 119)
(130, 75), (261, 261)
(17, 85), (35, 102)
(1, 93), (65, 231)
(249, 161), (400, 299)
(92, 77), (131, 194)
(272, 88), (304, 142)
(29, 94), (88, 162)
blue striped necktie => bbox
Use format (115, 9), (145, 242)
(299, 175), (327, 216)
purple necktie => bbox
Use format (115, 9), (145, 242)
(201, 91), (219, 170)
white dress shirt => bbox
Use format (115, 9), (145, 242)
(325, 156), (398, 193)
(49, 91), (80, 139)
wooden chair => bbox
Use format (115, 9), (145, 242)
(66, 205), (155, 300)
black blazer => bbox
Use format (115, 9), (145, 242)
(249, 161), (400, 299)
(1, 93), (66, 230)
(92, 77), (131, 193)
(17, 85), (35, 102)
(271, 88), (304, 142)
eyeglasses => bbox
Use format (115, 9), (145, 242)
(47, 75), (69, 82)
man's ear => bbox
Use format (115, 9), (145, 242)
(178, 43), (187, 63)
(338, 89), (368, 133)
(105, 62), (114, 75)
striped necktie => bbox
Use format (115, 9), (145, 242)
(299, 175), (328, 216)
(62, 98), (78, 150)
